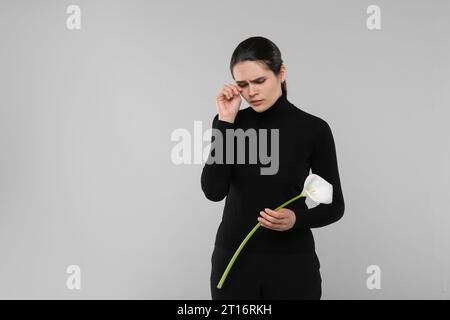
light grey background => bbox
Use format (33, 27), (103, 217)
(1, 0), (449, 299)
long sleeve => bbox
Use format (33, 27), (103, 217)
(200, 114), (235, 202)
(286, 120), (345, 230)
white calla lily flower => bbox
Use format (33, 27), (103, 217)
(301, 173), (333, 204)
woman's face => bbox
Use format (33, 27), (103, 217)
(232, 60), (286, 112)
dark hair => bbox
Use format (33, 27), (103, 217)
(229, 36), (287, 97)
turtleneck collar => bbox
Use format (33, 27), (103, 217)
(249, 93), (289, 117)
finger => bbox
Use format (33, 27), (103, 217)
(258, 217), (282, 231)
(222, 87), (231, 99)
(264, 208), (286, 220)
(221, 86), (230, 99)
(218, 92), (228, 101)
(228, 84), (240, 96)
(224, 84), (237, 98)
(274, 208), (289, 220)
(259, 211), (284, 225)
(223, 86), (234, 99)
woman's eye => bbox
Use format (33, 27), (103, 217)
(237, 80), (264, 88)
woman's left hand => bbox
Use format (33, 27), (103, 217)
(257, 208), (296, 231)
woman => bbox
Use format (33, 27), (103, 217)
(201, 36), (345, 300)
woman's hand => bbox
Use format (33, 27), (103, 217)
(216, 84), (242, 123)
(257, 208), (297, 231)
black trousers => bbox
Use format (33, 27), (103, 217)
(210, 245), (322, 300)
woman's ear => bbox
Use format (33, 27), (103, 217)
(280, 64), (287, 82)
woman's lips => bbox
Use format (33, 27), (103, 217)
(251, 99), (264, 106)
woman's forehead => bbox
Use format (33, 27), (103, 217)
(233, 63), (271, 81)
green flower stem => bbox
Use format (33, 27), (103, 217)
(217, 192), (305, 289)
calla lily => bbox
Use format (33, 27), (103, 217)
(217, 173), (333, 289)
(302, 173), (333, 204)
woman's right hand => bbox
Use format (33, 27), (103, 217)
(216, 84), (243, 123)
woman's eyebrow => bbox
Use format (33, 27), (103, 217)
(235, 77), (265, 84)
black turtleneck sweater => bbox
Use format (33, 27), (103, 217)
(201, 94), (345, 253)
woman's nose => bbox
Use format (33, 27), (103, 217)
(249, 84), (258, 96)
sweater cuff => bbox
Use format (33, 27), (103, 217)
(216, 119), (235, 131)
